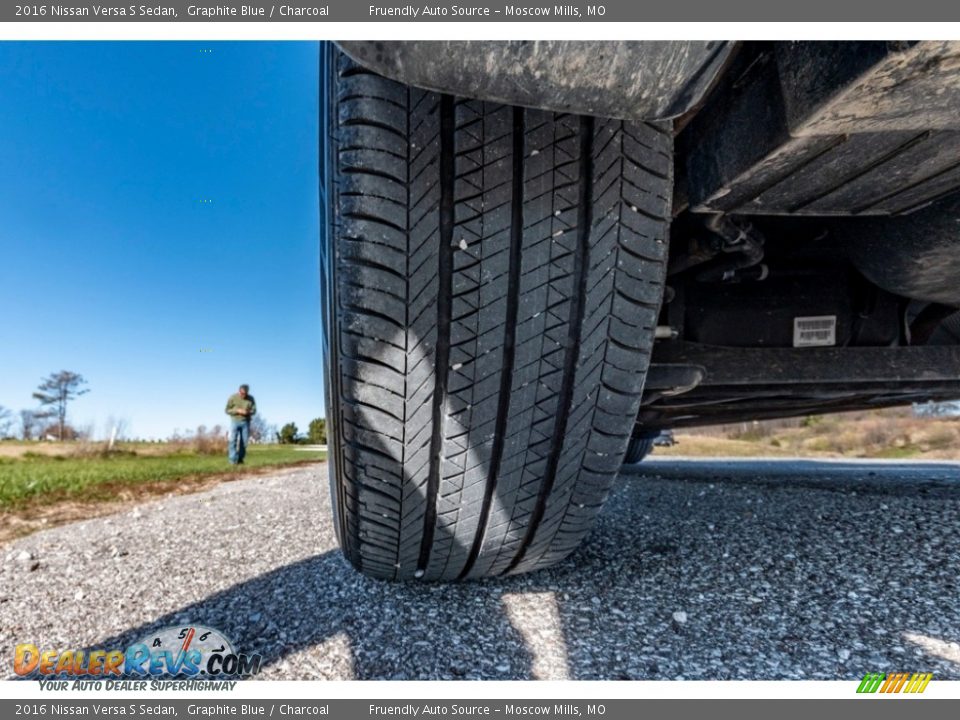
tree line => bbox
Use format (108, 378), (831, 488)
(0, 369), (328, 445)
(277, 418), (327, 445)
(0, 370), (88, 441)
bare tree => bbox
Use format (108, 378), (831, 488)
(19, 409), (39, 441)
(249, 414), (275, 443)
(0, 405), (13, 439)
(32, 370), (89, 441)
(104, 415), (130, 443)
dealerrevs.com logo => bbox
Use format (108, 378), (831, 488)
(14, 625), (262, 688)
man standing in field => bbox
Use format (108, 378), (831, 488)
(225, 384), (256, 464)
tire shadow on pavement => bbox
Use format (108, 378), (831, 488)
(68, 550), (539, 680)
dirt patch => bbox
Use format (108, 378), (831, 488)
(0, 461), (325, 545)
(0, 441), (222, 459)
(0, 443), (74, 459)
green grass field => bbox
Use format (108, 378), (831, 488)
(0, 445), (326, 509)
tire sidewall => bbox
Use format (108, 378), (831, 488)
(320, 42), (345, 549)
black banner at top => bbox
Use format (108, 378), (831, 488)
(4, 0), (960, 22)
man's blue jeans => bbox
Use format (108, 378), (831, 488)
(229, 420), (250, 464)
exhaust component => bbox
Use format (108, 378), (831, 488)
(695, 215), (767, 283)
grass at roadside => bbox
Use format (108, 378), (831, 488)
(0, 444), (326, 510)
(652, 408), (960, 461)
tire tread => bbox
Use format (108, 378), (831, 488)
(327, 49), (672, 580)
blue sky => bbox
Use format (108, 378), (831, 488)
(0, 41), (323, 440)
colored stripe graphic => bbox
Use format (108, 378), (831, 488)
(857, 672), (932, 694)
(893, 673), (909, 693)
(905, 673), (933, 693)
(857, 673), (885, 693)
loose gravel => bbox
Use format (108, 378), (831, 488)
(2, 458), (958, 680)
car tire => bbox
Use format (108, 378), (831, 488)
(623, 436), (656, 464)
(322, 45), (673, 580)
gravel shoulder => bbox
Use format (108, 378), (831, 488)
(2, 458), (959, 680)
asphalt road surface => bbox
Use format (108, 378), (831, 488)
(2, 458), (959, 680)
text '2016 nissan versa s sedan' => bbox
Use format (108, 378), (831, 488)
(320, 41), (960, 580)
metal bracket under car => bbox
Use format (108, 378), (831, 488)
(637, 342), (960, 429)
